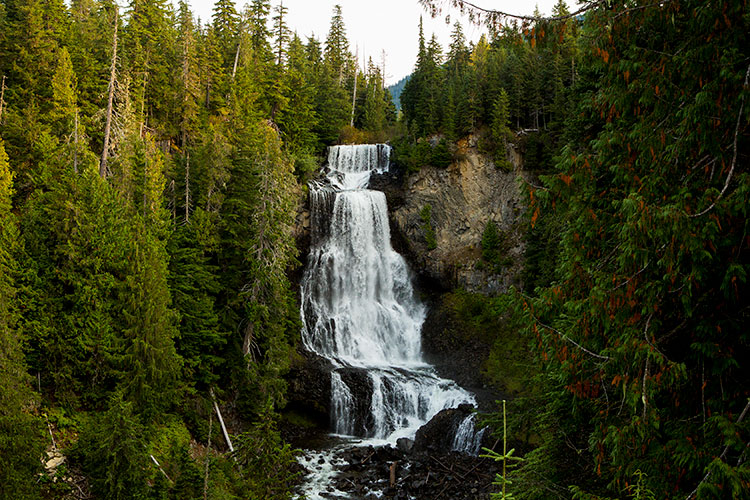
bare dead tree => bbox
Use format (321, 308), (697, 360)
(0, 75), (6, 124)
(100, 7), (119, 178)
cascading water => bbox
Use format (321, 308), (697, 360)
(452, 414), (487, 456)
(300, 144), (477, 444)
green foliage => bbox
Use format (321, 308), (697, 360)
(501, 1), (750, 498)
(491, 89), (512, 170)
(392, 136), (452, 173)
(483, 401), (524, 500)
(481, 221), (511, 273)
(0, 1), (458, 498)
(233, 405), (300, 500)
(167, 212), (226, 388)
(401, 11), (579, 143)
(419, 203), (437, 250)
(76, 392), (152, 500)
(0, 138), (46, 500)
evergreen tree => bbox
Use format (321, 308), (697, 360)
(324, 4), (349, 84)
(272, 1), (289, 66)
(176, 1), (200, 147)
(77, 392), (151, 500)
(0, 138), (45, 500)
(167, 208), (226, 388)
(211, 0), (239, 65)
(277, 34), (318, 157)
(512, 1), (750, 497)
(49, 46), (79, 138)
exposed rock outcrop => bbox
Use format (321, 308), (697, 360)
(377, 135), (528, 295)
(286, 350), (334, 426)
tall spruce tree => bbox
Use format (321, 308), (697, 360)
(0, 138), (45, 500)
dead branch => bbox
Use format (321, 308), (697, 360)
(690, 63), (750, 217)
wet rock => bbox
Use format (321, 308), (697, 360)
(285, 351), (334, 428)
(307, 441), (502, 500)
(412, 404), (474, 454)
(396, 437), (414, 454)
(335, 367), (375, 436)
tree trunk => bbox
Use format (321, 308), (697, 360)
(210, 389), (234, 453)
(184, 153), (190, 223)
(100, 8), (118, 178)
(73, 111), (79, 174)
(0, 75), (6, 124)
(232, 41), (241, 80)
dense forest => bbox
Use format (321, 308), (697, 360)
(0, 0), (394, 498)
(0, 0), (748, 499)
(401, 0), (750, 498)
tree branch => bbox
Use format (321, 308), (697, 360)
(685, 399), (750, 499)
(524, 302), (611, 361)
(418, 0), (609, 24)
(690, 63), (750, 218)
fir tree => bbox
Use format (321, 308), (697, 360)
(324, 4), (349, 84)
(0, 138), (45, 500)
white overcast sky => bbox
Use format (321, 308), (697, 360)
(176, 0), (581, 85)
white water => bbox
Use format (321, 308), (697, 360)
(300, 144), (476, 442)
(452, 414), (486, 455)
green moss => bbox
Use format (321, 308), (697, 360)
(280, 409), (317, 429)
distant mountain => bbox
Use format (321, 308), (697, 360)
(387, 75), (410, 111)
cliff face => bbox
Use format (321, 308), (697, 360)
(379, 136), (528, 295)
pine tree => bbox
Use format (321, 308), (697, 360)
(50, 46), (78, 138)
(212, 0), (239, 65)
(176, 1), (200, 147)
(491, 88), (512, 169)
(123, 0), (177, 133)
(120, 220), (182, 416)
(324, 4), (349, 84)
(0, 138), (45, 500)
(77, 392), (151, 500)
(277, 34), (318, 156)
(272, 1), (289, 66)
(220, 119), (299, 411)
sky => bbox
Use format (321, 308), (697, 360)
(177, 0), (581, 86)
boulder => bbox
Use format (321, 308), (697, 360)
(412, 404), (475, 454)
(286, 350), (334, 425)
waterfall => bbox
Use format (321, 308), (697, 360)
(301, 144), (476, 443)
(452, 414), (486, 456)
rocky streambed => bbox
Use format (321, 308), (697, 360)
(296, 443), (501, 500)
(291, 405), (502, 499)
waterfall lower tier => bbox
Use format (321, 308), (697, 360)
(300, 144), (477, 445)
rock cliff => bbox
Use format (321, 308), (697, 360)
(373, 135), (528, 295)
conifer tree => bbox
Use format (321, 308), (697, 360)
(272, 1), (290, 66)
(324, 4), (349, 84)
(212, 0), (239, 64)
(0, 138), (45, 499)
(277, 34), (318, 156)
(50, 47), (79, 138)
(177, 1), (200, 147)
(78, 392), (151, 500)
